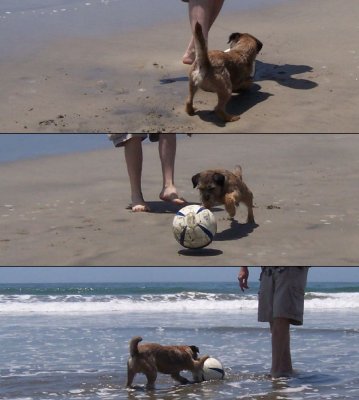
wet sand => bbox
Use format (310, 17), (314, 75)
(1, 133), (358, 266)
(1, 0), (359, 133)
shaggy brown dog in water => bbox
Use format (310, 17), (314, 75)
(126, 336), (209, 389)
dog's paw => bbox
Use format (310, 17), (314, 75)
(229, 115), (240, 122)
(185, 103), (196, 116)
(215, 109), (240, 122)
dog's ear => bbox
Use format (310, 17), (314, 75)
(190, 346), (200, 359)
(228, 32), (241, 44)
(213, 173), (226, 186)
(190, 345), (200, 353)
(192, 173), (201, 188)
(256, 38), (263, 53)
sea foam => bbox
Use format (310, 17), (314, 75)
(0, 291), (358, 315)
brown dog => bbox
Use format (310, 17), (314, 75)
(126, 336), (209, 389)
(186, 22), (263, 122)
(192, 165), (255, 223)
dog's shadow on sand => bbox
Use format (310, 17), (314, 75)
(160, 60), (317, 126)
(196, 83), (272, 126)
(255, 60), (318, 90)
(214, 219), (259, 242)
(178, 216), (259, 257)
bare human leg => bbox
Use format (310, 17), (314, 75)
(183, 0), (225, 64)
(124, 137), (150, 212)
(270, 318), (293, 378)
(158, 134), (186, 205)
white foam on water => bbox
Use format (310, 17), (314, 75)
(227, 382), (242, 388)
(0, 290), (359, 315)
(0, 297), (257, 315)
(305, 292), (359, 309)
(278, 385), (312, 393)
(10, 398), (33, 400)
(236, 392), (267, 399)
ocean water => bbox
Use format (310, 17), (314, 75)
(0, 0), (288, 58)
(0, 133), (191, 163)
(0, 134), (110, 163)
(0, 0), (287, 19)
(0, 281), (358, 400)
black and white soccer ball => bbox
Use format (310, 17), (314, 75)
(172, 204), (217, 249)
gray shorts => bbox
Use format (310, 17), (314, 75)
(258, 267), (309, 326)
(108, 134), (148, 148)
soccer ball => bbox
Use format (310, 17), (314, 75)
(172, 204), (217, 249)
(202, 357), (225, 381)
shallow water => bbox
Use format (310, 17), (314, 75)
(0, 282), (358, 399)
(0, 134), (109, 163)
(0, 0), (289, 59)
(1, 313), (358, 399)
(0, 134), (191, 164)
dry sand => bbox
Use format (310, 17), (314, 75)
(1, 0), (359, 133)
(1, 133), (359, 266)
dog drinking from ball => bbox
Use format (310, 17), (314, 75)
(192, 165), (255, 223)
(126, 336), (209, 389)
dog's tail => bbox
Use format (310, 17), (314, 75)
(194, 22), (211, 74)
(129, 336), (143, 357)
(233, 165), (243, 181)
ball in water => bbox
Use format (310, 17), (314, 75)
(201, 357), (225, 381)
(173, 204), (217, 249)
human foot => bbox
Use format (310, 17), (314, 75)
(127, 203), (151, 213)
(132, 203), (150, 212)
(160, 187), (187, 205)
(128, 194), (151, 212)
(182, 50), (195, 65)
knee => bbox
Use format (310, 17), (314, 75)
(272, 318), (290, 332)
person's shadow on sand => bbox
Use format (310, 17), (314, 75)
(160, 77), (188, 84)
(143, 201), (185, 214)
(136, 202), (221, 214)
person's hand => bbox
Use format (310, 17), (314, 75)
(238, 267), (249, 292)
